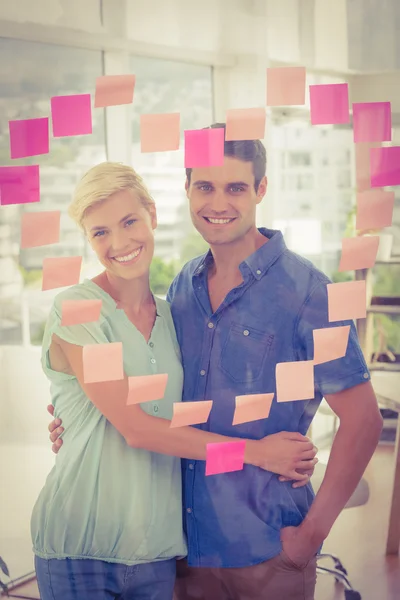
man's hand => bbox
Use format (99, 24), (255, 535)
(47, 404), (64, 454)
(280, 524), (321, 569)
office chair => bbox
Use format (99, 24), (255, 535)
(312, 461), (369, 600)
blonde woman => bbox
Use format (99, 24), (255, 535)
(32, 162), (318, 600)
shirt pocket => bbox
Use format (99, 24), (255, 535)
(219, 322), (274, 383)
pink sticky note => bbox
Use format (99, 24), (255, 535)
(42, 256), (82, 291)
(184, 128), (225, 168)
(276, 361), (315, 403)
(83, 342), (124, 384)
(338, 236), (380, 271)
(126, 374), (168, 405)
(94, 74), (136, 108)
(51, 94), (92, 137)
(225, 108), (266, 141)
(9, 117), (49, 159)
(140, 113), (180, 152)
(313, 326), (350, 366)
(353, 102), (391, 144)
(355, 142), (380, 192)
(21, 210), (60, 248)
(370, 146), (400, 188)
(233, 393), (274, 425)
(356, 190), (395, 231)
(61, 299), (102, 326)
(266, 66), (306, 106)
(170, 400), (213, 428)
(327, 280), (366, 322)
(205, 440), (246, 476)
(309, 83), (349, 125)
(0, 165), (40, 206)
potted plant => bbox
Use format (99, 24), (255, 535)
(0, 556), (10, 596)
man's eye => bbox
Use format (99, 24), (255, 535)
(199, 185), (212, 192)
(230, 186), (244, 193)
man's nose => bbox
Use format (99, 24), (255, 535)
(209, 189), (229, 212)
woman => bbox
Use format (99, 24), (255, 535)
(32, 162), (317, 600)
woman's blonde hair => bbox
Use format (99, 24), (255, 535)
(68, 162), (155, 230)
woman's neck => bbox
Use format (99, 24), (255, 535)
(93, 270), (153, 313)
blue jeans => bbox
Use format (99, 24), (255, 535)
(35, 555), (176, 600)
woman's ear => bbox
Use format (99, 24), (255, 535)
(148, 203), (157, 230)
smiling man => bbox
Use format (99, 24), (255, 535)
(167, 123), (382, 599)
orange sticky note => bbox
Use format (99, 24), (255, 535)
(327, 281), (366, 322)
(313, 326), (350, 366)
(266, 66), (306, 106)
(356, 190), (395, 231)
(21, 210), (60, 248)
(170, 400), (213, 428)
(232, 393), (274, 425)
(140, 113), (180, 152)
(42, 256), (82, 291)
(61, 299), (102, 326)
(225, 108), (266, 141)
(338, 236), (380, 271)
(355, 142), (379, 192)
(83, 342), (124, 383)
(94, 74), (136, 108)
(276, 361), (314, 403)
(126, 374), (168, 405)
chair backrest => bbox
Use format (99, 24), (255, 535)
(312, 462), (370, 508)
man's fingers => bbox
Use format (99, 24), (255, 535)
(48, 419), (61, 433)
(296, 457), (318, 469)
(49, 427), (63, 443)
(292, 476), (310, 488)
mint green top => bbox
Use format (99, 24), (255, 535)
(31, 279), (187, 565)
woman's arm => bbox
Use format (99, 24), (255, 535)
(50, 334), (318, 478)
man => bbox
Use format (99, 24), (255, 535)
(49, 124), (382, 599)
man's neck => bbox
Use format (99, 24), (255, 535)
(209, 228), (268, 279)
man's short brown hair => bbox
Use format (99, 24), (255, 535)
(185, 122), (267, 191)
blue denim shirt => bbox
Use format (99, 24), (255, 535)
(167, 228), (370, 568)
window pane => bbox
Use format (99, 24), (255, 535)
(130, 56), (213, 269)
(0, 38), (105, 345)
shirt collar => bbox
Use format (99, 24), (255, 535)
(193, 228), (287, 280)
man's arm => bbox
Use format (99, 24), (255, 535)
(282, 380), (382, 563)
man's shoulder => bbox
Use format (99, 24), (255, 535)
(277, 248), (331, 287)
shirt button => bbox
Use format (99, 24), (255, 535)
(256, 269), (261, 275)
(187, 508), (192, 514)
(243, 329), (250, 336)
(150, 358), (156, 364)
(363, 372), (369, 379)
(188, 463), (194, 470)
(208, 322), (214, 329)
(153, 405), (159, 413)
(200, 370), (206, 376)
(149, 342), (154, 348)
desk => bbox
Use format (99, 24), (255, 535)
(371, 371), (400, 555)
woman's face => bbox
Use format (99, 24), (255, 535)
(83, 189), (157, 281)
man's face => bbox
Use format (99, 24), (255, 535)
(186, 157), (266, 246)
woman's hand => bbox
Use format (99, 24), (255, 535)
(248, 431), (318, 486)
(47, 404), (64, 454)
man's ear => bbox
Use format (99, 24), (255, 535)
(256, 176), (267, 204)
(185, 178), (189, 197)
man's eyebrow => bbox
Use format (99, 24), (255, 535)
(90, 213), (136, 232)
(192, 180), (213, 187)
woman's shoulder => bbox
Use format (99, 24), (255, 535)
(52, 280), (109, 315)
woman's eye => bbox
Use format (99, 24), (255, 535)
(125, 219), (136, 227)
(93, 230), (106, 238)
